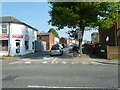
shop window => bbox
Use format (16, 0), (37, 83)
(0, 40), (8, 51)
(25, 41), (29, 50)
(32, 42), (35, 49)
(2, 25), (7, 34)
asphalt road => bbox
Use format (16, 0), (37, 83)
(1, 48), (119, 89)
(2, 63), (118, 88)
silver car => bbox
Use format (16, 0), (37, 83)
(50, 44), (63, 56)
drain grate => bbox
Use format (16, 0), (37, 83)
(2, 75), (19, 80)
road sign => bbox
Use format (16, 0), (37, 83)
(76, 30), (82, 39)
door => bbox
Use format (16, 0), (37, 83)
(15, 40), (20, 54)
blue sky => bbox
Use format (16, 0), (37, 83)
(2, 2), (97, 41)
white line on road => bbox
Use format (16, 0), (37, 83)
(9, 62), (20, 64)
(62, 61), (67, 64)
(28, 85), (110, 89)
(41, 61), (48, 64)
(51, 58), (57, 64)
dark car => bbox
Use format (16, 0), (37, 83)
(72, 44), (79, 51)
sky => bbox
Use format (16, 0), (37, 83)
(2, 2), (97, 41)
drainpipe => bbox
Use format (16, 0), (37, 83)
(8, 23), (10, 56)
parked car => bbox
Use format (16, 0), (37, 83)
(62, 43), (67, 48)
(50, 44), (63, 56)
(66, 44), (73, 49)
(72, 44), (79, 51)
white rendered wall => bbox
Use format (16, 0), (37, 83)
(54, 37), (59, 44)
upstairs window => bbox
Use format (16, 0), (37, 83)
(2, 25), (7, 34)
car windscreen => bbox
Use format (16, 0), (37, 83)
(51, 46), (59, 50)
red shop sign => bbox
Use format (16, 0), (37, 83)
(0, 35), (9, 38)
(12, 34), (23, 38)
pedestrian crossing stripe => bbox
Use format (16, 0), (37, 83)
(9, 62), (20, 64)
(21, 58), (31, 61)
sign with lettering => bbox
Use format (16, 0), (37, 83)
(0, 35), (9, 38)
(12, 34), (23, 38)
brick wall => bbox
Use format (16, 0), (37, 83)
(41, 35), (49, 50)
(37, 33), (54, 50)
(49, 33), (54, 50)
(117, 12), (120, 46)
(107, 46), (120, 60)
(99, 26), (116, 46)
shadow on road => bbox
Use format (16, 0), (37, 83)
(18, 50), (74, 60)
(82, 47), (104, 59)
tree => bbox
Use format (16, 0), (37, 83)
(48, 2), (119, 53)
(48, 28), (60, 38)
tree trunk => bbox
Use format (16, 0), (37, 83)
(78, 25), (84, 54)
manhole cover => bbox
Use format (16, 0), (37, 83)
(2, 75), (19, 80)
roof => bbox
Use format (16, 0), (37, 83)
(38, 32), (53, 36)
(0, 16), (38, 31)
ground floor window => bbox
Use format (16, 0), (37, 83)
(25, 41), (29, 50)
(0, 40), (8, 51)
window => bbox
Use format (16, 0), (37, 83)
(2, 25), (7, 34)
(25, 41), (29, 50)
(0, 40), (8, 51)
(32, 42), (35, 49)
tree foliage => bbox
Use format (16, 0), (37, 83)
(48, 28), (60, 38)
(48, 2), (119, 39)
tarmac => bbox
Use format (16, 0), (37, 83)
(1, 50), (119, 65)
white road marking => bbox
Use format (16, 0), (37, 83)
(71, 62), (78, 64)
(44, 57), (53, 59)
(51, 58), (57, 64)
(28, 85), (107, 89)
(9, 62), (20, 64)
(62, 61), (67, 64)
(25, 61), (31, 64)
(81, 62), (89, 64)
(41, 61), (48, 64)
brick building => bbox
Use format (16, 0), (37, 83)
(37, 33), (54, 50)
(95, 10), (120, 59)
(60, 37), (79, 45)
(117, 10), (120, 46)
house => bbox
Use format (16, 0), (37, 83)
(94, 10), (120, 59)
(60, 37), (71, 45)
(37, 33), (54, 50)
(60, 37), (79, 45)
(0, 16), (38, 56)
(54, 37), (59, 44)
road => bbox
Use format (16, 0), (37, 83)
(1, 48), (119, 89)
